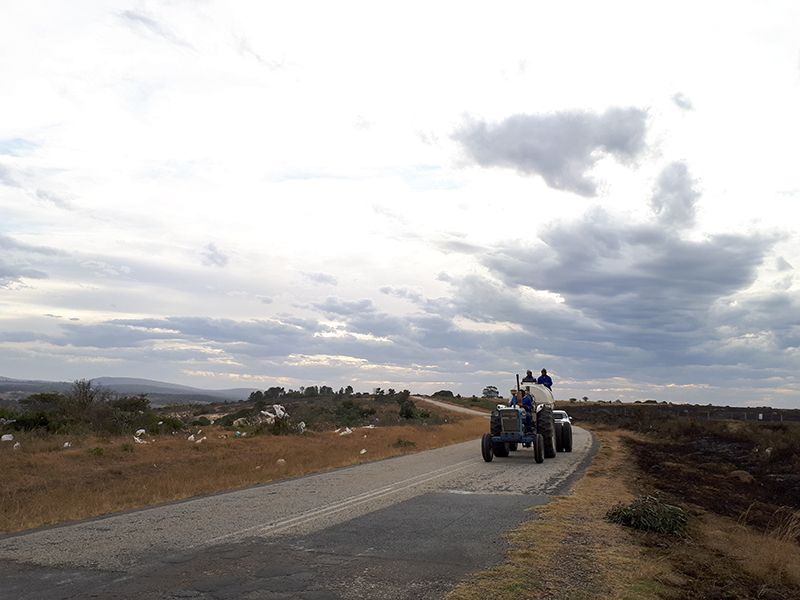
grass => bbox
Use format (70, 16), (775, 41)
(0, 413), (487, 534)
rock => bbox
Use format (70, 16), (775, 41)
(728, 470), (755, 484)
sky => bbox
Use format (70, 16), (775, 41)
(2, 1), (800, 407)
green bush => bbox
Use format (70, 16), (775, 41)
(606, 494), (689, 536)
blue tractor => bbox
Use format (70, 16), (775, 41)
(480, 375), (562, 463)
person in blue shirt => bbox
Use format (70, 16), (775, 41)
(510, 389), (535, 433)
(537, 369), (553, 389)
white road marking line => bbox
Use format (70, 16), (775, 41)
(199, 458), (478, 546)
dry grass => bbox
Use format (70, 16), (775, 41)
(446, 428), (665, 600)
(703, 509), (800, 587)
(0, 415), (487, 534)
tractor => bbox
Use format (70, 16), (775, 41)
(480, 375), (572, 462)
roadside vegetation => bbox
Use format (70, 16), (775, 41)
(0, 380), (480, 534)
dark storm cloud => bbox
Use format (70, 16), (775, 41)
(452, 107), (649, 197)
(649, 161), (701, 228)
(469, 205), (781, 376)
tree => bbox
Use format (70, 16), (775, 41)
(432, 390), (454, 398)
(344, 385), (354, 395)
(264, 386), (285, 399)
(482, 386), (499, 399)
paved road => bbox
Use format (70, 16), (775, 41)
(0, 425), (597, 600)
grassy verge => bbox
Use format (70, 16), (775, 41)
(1, 413), (487, 534)
(447, 421), (800, 600)
(447, 427), (657, 600)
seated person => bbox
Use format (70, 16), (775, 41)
(510, 390), (534, 432)
(521, 369), (536, 383)
(537, 369), (553, 389)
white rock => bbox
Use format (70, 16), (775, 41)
(1, 434), (13, 442)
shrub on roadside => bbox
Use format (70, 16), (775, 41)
(606, 493), (689, 536)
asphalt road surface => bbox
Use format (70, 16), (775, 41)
(0, 420), (598, 600)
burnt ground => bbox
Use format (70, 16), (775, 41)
(625, 433), (800, 600)
(563, 402), (800, 599)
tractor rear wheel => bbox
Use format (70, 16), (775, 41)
(534, 433), (545, 463)
(537, 406), (557, 458)
(481, 433), (494, 462)
(562, 423), (573, 452)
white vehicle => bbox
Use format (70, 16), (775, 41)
(553, 410), (572, 424)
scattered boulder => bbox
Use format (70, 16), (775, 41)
(728, 470), (755, 484)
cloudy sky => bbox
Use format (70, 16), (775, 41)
(2, 1), (800, 406)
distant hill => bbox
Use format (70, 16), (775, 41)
(0, 376), (258, 406)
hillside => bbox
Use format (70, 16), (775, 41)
(0, 376), (258, 406)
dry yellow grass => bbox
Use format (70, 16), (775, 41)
(0, 415), (487, 534)
(703, 509), (800, 587)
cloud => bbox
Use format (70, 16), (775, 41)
(671, 92), (694, 111)
(200, 243), (230, 267)
(36, 189), (76, 210)
(649, 161), (701, 228)
(0, 163), (22, 188)
(469, 206), (780, 376)
(379, 285), (425, 304)
(311, 297), (378, 317)
(452, 106), (649, 197)
(0, 233), (64, 256)
(776, 257), (793, 272)
(303, 272), (338, 286)
(0, 138), (37, 157)
(0, 259), (49, 286)
(119, 10), (192, 48)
